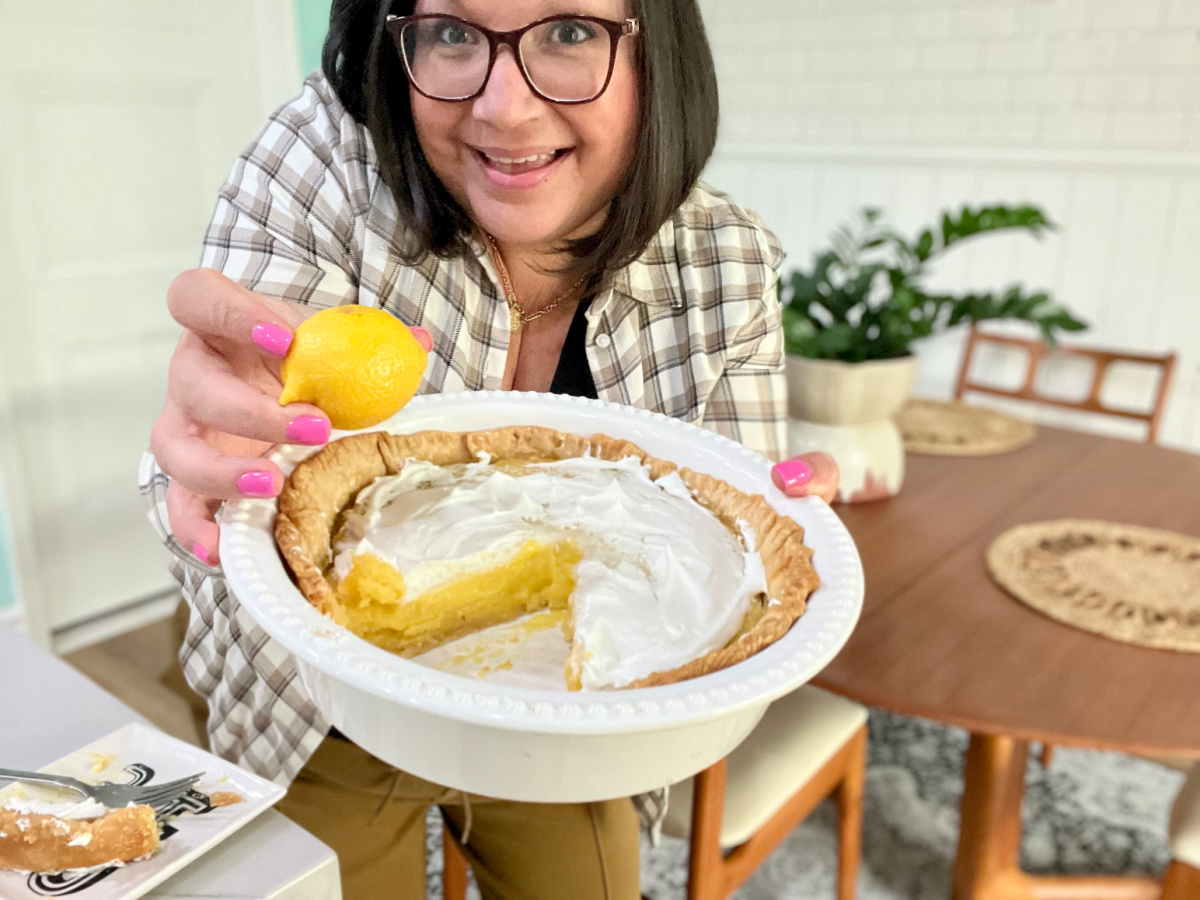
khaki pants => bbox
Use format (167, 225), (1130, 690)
(277, 737), (641, 900)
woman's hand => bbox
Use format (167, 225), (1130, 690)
(151, 269), (436, 567)
(770, 452), (839, 504)
(150, 269), (326, 566)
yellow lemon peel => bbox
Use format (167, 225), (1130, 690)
(279, 306), (427, 430)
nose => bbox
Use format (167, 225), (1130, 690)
(472, 46), (542, 127)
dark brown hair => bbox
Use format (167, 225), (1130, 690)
(322, 0), (719, 276)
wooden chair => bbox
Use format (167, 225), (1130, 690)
(441, 686), (869, 900)
(1163, 764), (1200, 900)
(955, 326), (1177, 770)
(661, 686), (867, 900)
(954, 325), (1177, 444)
(443, 827), (470, 900)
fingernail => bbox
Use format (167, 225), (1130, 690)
(410, 326), (433, 353)
(192, 542), (212, 566)
(237, 471), (278, 498)
(252, 322), (292, 358)
(286, 415), (331, 445)
(771, 459), (813, 493)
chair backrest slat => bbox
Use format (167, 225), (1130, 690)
(954, 326), (1177, 444)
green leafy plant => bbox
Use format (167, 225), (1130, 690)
(779, 205), (1087, 363)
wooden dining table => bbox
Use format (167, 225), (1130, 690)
(810, 424), (1200, 900)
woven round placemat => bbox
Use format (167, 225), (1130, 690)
(987, 520), (1200, 653)
(897, 398), (1036, 456)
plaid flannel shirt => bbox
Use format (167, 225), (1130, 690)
(139, 73), (786, 838)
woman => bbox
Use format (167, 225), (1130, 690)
(145, 0), (836, 897)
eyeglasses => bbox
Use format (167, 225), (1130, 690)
(385, 14), (640, 104)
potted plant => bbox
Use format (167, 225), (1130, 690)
(780, 205), (1087, 502)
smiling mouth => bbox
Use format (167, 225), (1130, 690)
(477, 148), (570, 176)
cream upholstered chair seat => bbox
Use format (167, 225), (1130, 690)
(664, 685), (867, 848)
(659, 684), (868, 900)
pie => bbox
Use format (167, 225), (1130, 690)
(274, 426), (819, 689)
(0, 798), (159, 873)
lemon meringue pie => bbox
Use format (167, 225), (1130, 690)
(275, 426), (818, 690)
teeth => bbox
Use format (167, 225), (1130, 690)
(485, 152), (557, 165)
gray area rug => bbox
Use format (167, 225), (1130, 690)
(426, 709), (1186, 899)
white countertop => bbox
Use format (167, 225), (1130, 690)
(0, 621), (340, 899)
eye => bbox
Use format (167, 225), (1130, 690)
(433, 22), (477, 46)
(545, 19), (598, 46)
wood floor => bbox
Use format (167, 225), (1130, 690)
(63, 599), (207, 749)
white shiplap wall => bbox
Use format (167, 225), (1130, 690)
(698, 0), (1200, 451)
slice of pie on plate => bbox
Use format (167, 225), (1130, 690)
(0, 797), (159, 873)
(274, 425), (818, 690)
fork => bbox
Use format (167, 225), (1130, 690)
(0, 767), (203, 811)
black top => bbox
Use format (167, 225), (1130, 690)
(547, 297), (598, 399)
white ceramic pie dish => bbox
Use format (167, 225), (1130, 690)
(219, 391), (863, 803)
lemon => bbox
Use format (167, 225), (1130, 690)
(278, 306), (427, 430)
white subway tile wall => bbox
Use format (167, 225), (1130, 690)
(703, 0), (1200, 150)
(699, 0), (1200, 451)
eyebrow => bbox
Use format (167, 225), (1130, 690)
(420, 0), (468, 12)
(418, 0), (621, 18)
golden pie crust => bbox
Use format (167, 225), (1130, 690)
(274, 425), (819, 688)
(0, 804), (159, 873)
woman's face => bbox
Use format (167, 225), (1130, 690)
(409, 0), (640, 252)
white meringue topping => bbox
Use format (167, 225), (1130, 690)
(3, 796), (108, 820)
(332, 454), (767, 689)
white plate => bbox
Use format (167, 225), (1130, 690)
(0, 723), (284, 900)
(220, 391), (864, 802)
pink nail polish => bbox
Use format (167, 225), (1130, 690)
(772, 459), (813, 494)
(192, 542), (212, 566)
(286, 416), (331, 445)
(252, 322), (292, 358)
(237, 471), (277, 498)
(410, 326), (433, 353)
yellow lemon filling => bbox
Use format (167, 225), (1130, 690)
(334, 539), (583, 658)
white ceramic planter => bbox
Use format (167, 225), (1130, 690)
(785, 355), (920, 503)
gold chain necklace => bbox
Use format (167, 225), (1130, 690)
(485, 234), (588, 333)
